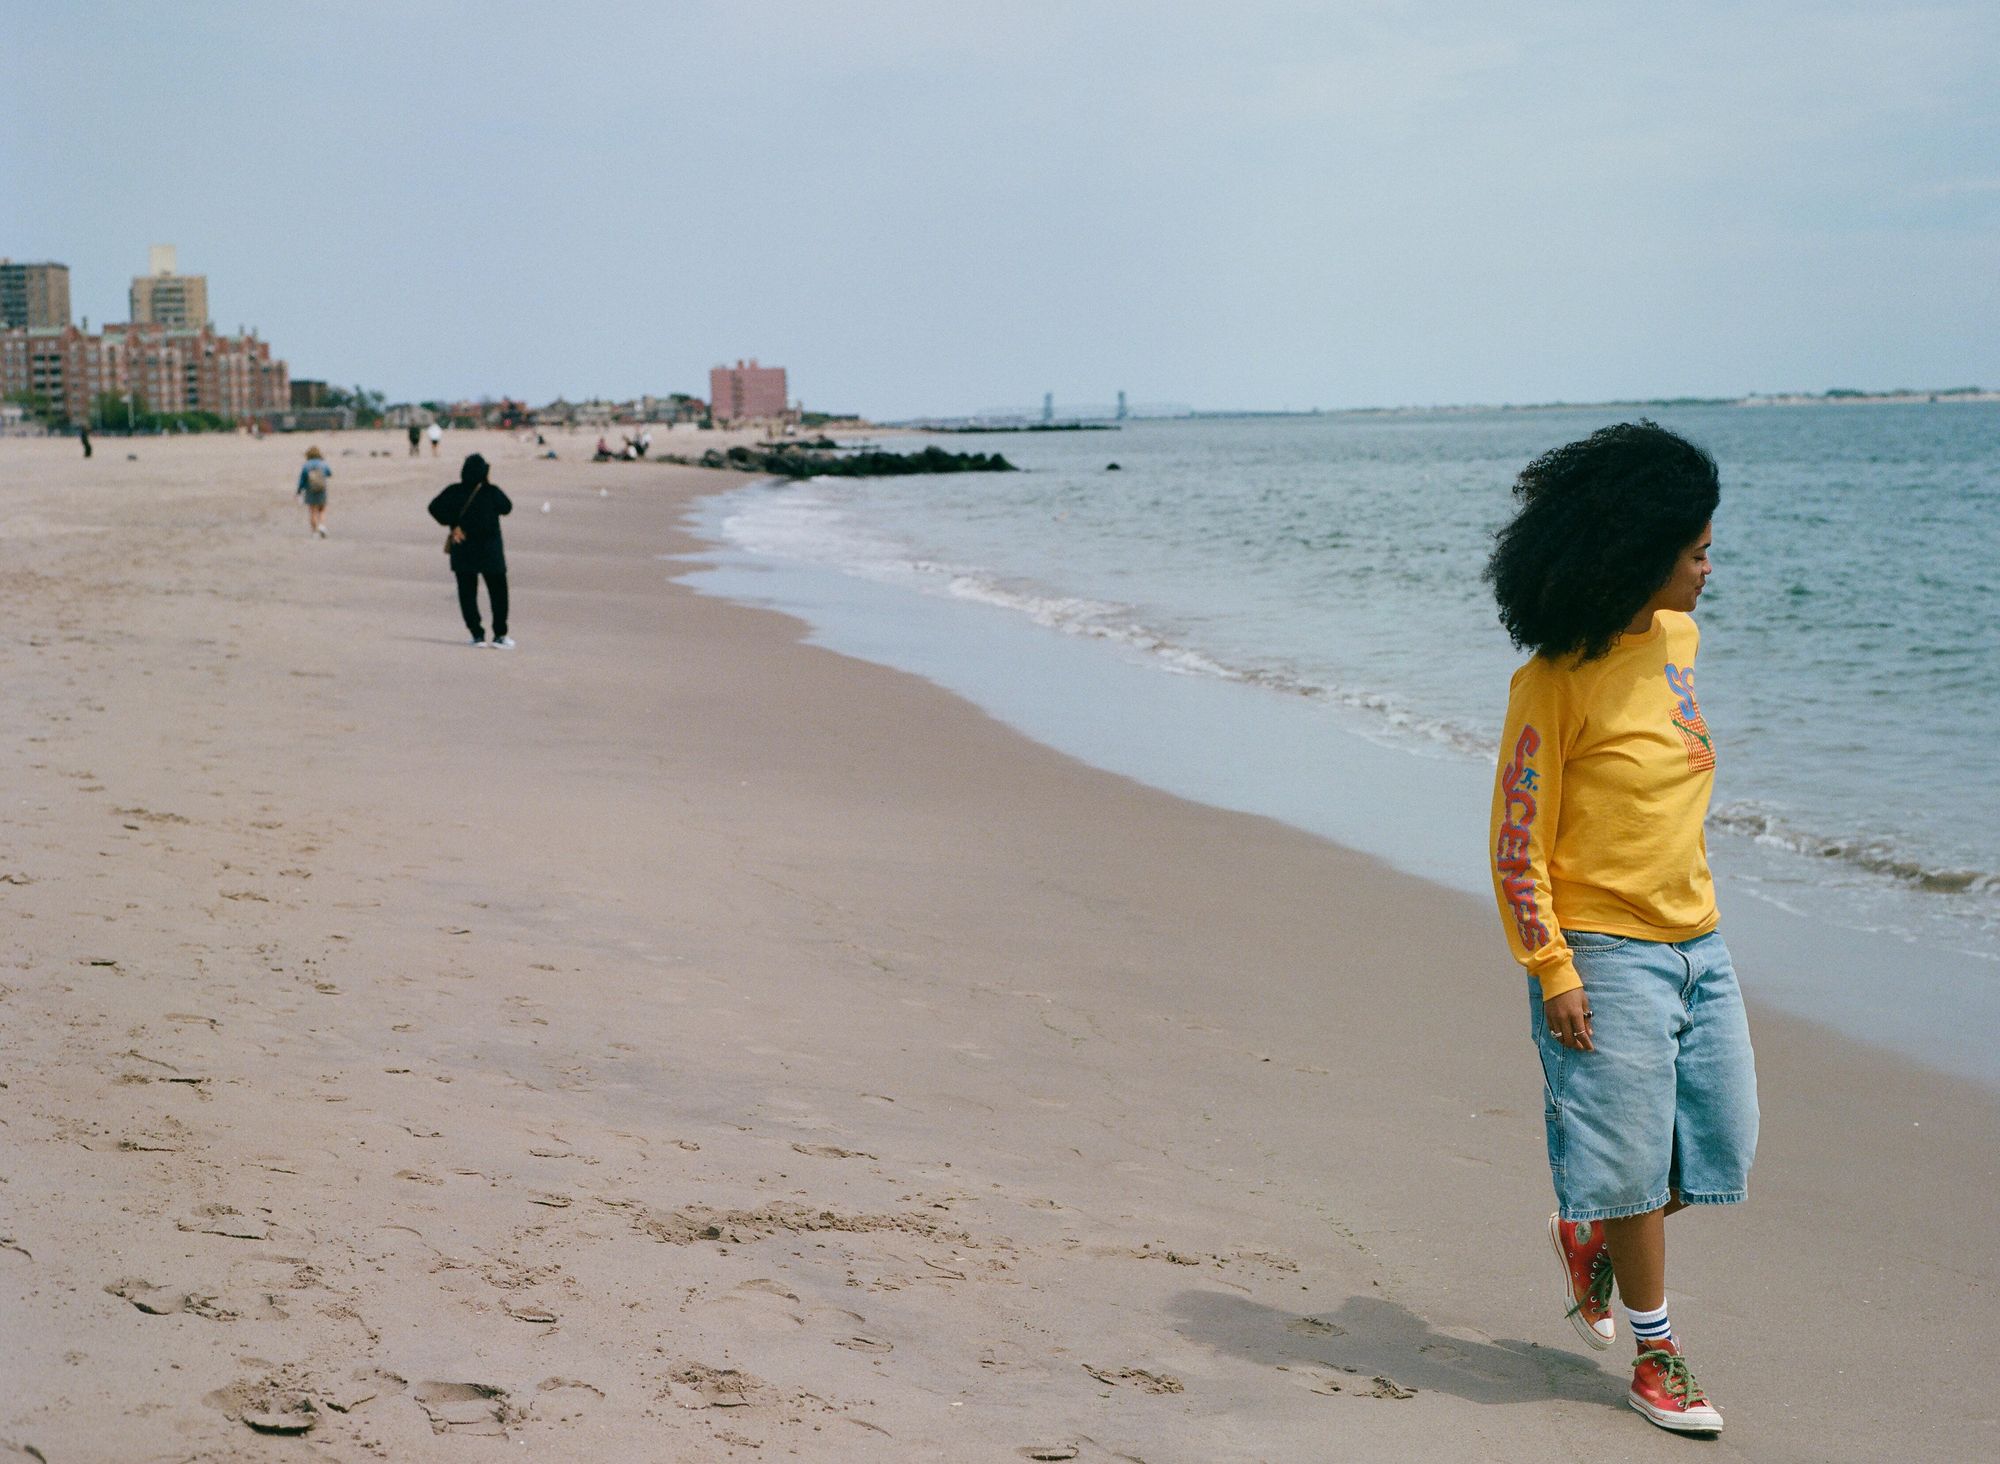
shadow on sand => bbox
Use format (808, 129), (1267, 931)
(1172, 1289), (1629, 1412)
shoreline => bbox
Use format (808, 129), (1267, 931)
(687, 471), (2000, 1091)
(1, 431), (1993, 1460)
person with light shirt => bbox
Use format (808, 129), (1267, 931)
(1485, 421), (1756, 1437)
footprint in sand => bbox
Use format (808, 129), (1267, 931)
(1018, 1442), (1148, 1462)
(241, 1399), (317, 1435)
(203, 1370), (321, 1435)
(979, 1340), (1034, 1373)
(106, 1277), (184, 1315)
(667, 1364), (773, 1410)
(697, 1278), (805, 1334)
(320, 1366), (406, 1414)
(1286, 1315), (1348, 1338)
(534, 1377), (605, 1424)
(1364, 1374), (1418, 1400)
(1275, 1363), (1346, 1396)
(1081, 1364), (1184, 1395)
(176, 1205), (270, 1240)
(412, 1381), (515, 1436)
(790, 1142), (876, 1160)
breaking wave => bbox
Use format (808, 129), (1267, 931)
(1709, 803), (1999, 898)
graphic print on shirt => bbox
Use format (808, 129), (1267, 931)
(1494, 724), (1550, 950)
(1664, 663), (1714, 772)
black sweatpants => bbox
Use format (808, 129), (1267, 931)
(455, 564), (508, 641)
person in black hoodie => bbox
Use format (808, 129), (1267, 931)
(427, 453), (515, 647)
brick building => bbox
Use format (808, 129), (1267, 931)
(0, 322), (288, 426)
(0, 260), (71, 329)
(708, 359), (789, 423)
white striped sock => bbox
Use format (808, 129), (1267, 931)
(1627, 1301), (1673, 1343)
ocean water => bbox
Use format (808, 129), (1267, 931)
(686, 404), (2000, 1078)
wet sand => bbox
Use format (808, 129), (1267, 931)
(0, 429), (1993, 1461)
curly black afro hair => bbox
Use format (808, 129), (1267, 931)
(1485, 420), (1718, 663)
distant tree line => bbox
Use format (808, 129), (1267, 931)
(318, 384), (388, 426)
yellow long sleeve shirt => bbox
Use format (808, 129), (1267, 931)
(1490, 610), (1719, 1000)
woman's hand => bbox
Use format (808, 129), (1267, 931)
(1544, 986), (1594, 1051)
(448, 526), (467, 545)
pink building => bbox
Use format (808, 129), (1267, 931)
(708, 359), (788, 423)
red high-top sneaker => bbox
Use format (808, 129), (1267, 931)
(1629, 1339), (1724, 1434)
(1548, 1213), (1615, 1350)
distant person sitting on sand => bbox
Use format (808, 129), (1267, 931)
(427, 420), (443, 456)
(1485, 421), (1748, 1437)
(428, 452), (514, 648)
(638, 428), (653, 457)
(594, 435), (617, 462)
(407, 423), (422, 456)
(296, 446), (331, 537)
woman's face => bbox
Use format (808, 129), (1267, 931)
(1657, 521), (1714, 613)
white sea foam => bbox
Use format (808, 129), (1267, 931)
(717, 481), (1492, 762)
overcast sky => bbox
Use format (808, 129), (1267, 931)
(4, 1), (1995, 417)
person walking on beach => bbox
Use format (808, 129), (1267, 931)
(297, 446), (331, 537)
(407, 422), (422, 456)
(1485, 421), (1755, 1437)
(427, 452), (513, 647)
(79, 425), (92, 458)
(427, 420), (443, 457)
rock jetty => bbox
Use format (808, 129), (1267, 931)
(670, 443), (1016, 479)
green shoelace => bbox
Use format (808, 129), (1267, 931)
(1566, 1252), (1614, 1320)
(1635, 1348), (1709, 1406)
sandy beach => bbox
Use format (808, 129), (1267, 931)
(0, 429), (1993, 1462)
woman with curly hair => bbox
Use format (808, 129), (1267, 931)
(1486, 420), (1754, 1436)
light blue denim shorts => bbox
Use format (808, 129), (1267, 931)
(1529, 929), (1759, 1221)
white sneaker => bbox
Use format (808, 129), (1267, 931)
(492, 636), (516, 649)
(315, 526), (327, 537)
(469, 637), (487, 648)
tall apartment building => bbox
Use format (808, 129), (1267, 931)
(0, 323), (288, 425)
(129, 244), (209, 329)
(0, 260), (71, 329)
(708, 359), (789, 423)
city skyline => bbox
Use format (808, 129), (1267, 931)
(4, 3), (1995, 419)
(6, 239), (1988, 423)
